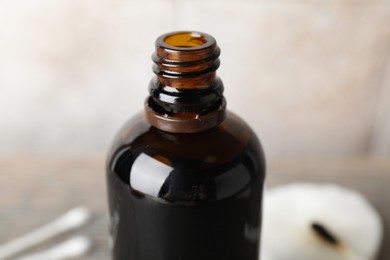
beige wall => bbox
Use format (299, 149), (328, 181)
(1, 0), (389, 157)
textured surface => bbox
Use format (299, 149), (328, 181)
(183, 2), (390, 156)
(0, 156), (389, 259)
(0, 0), (390, 156)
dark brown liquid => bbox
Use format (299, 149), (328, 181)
(106, 112), (265, 260)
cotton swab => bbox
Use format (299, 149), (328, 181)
(0, 207), (90, 259)
(15, 236), (92, 260)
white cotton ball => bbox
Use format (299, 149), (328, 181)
(261, 183), (383, 260)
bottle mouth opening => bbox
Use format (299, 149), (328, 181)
(153, 31), (220, 82)
(164, 32), (208, 48)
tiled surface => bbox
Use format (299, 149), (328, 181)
(0, 0), (390, 156)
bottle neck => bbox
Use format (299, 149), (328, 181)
(145, 31), (226, 133)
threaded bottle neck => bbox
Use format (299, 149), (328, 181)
(152, 32), (221, 88)
(145, 31), (226, 133)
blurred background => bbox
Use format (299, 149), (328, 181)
(1, 0), (389, 157)
(1, 0), (390, 259)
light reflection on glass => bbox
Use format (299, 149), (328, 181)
(130, 153), (173, 197)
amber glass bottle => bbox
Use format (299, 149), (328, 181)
(106, 31), (266, 260)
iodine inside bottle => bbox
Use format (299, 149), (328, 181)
(106, 31), (266, 260)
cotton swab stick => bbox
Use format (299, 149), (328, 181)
(0, 207), (90, 259)
(15, 236), (92, 260)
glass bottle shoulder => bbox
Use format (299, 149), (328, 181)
(107, 111), (265, 203)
